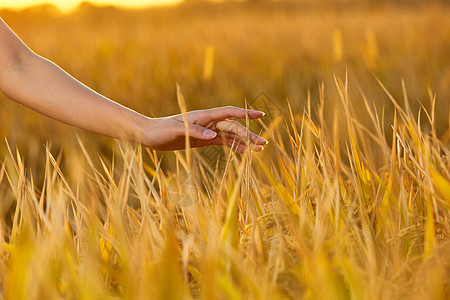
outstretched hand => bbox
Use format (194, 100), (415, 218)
(0, 20), (267, 152)
(140, 106), (268, 152)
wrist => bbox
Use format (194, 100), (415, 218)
(131, 114), (156, 146)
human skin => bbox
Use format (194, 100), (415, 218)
(0, 18), (268, 152)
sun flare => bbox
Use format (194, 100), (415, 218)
(0, 0), (182, 12)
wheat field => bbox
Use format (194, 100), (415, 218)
(0, 1), (449, 299)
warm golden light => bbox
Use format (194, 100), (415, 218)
(0, 0), (182, 12)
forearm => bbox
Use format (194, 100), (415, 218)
(1, 52), (151, 143)
(0, 19), (266, 152)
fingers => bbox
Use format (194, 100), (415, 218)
(183, 120), (267, 152)
(178, 123), (218, 140)
(215, 120), (268, 145)
(176, 120), (267, 148)
(203, 106), (265, 123)
(170, 107), (268, 153)
(210, 137), (264, 153)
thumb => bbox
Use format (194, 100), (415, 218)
(188, 124), (217, 140)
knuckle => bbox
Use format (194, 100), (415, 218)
(191, 124), (202, 133)
(193, 125), (206, 136)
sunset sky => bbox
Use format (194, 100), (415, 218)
(0, 0), (183, 12)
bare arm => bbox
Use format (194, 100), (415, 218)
(0, 19), (267, 152)
(0, 19), (150, 143)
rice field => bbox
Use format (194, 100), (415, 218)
(0, 1), (449, 299)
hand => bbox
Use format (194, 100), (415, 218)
(139, 106), (268, 152)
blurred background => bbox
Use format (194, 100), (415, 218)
(0, 0), (449, 171)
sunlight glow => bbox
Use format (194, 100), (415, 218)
(0, 0), (183, 12)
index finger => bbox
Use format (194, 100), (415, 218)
(205, 106), (265, 122)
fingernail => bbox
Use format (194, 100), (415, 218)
(203, 129), (217, 138)
(251, 110), (265, 117)
(252, 145), (264, 152)
(259, 137), (269, 144)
